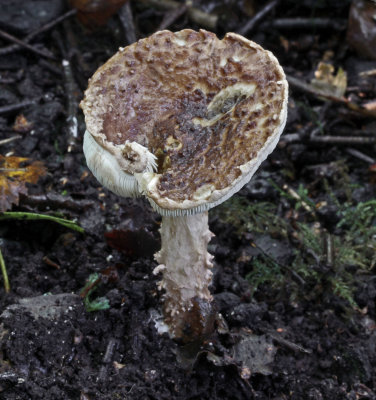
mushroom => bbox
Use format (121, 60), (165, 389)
(81, 29), (288, 341)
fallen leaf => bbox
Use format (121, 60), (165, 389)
(311, 62), (347, 98)
(13, 114), (32, 133)
(0, 155), (46, 212)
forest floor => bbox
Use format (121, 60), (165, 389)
(0, 0), (376, 399)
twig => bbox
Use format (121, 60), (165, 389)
(287, 74), (346, 103)
(20, 192), (94, 212)
(62, 60), (79, 152)
(0, 9), (76, 56)
(310, 135), (376, 145)
(359, 69), (376, 77)
(138, 0), (217, 30)
(325, 232), (334, 268)
(60, 20), (90, 87)
(346, 148), (376, 164)
(260, 17), (346, 31)
(0, 212), (84, 233)
(98, 338), (119, 381)
(157, 4), (187, 31)
(0, 99), (39, 116)
(282, 184), (315, 215)
(0, 29), (55, 60)
(42, 256), (61, 270)
(267, 331), (312, 354)
(0, 246), (10, 293)
(281, 129), (376, 147)
(330, 127), (376, 137)
(119, 2), (137, 44)
(139, 0), (177, 10)
(0, 135), (22, 146)
(39, 59), (63, 76)
(0, 77), (17, 84)
(53, 29), (83, 151)
(237, 0), (279, 36)
(254, 240), (306, 286)
(287, 74), (376, 118)
(279, 132), (301, 144)
(187, 7), (217, 30)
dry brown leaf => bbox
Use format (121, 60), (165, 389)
(13, 114), (33, 133)
(311, 62), (347, 98)
(0, 155), (46, 212)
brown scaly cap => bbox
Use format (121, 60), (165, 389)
(81, 29), (288, 215)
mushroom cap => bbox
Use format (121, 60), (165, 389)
(81, 29), (288, 216)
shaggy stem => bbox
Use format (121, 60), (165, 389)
(154, 212), (215, 341)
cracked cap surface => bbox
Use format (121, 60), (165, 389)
(81, 29), (288, 215)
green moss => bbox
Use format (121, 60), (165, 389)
(215, 183), (376, 308)
(245, 254), (284, 294)
(214, 196), (288, 237)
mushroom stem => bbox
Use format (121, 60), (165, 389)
(154, 212), (215, 340)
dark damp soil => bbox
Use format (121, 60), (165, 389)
(1, 1), (376, 399)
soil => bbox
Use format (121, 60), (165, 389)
(0, 1), (376, 399)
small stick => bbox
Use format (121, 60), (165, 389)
(268, 331), (312, 354)
(39, 59), (63, 76)
(138, 0), (217, 29)
(157, 4), (187, 31)
(98, 338), (119, 381)
(279, 132), (301, 144)
(282, 184), (315, 215)
(287, 74), (376, 118)
(0, 77), (17, 84)
(330, 127), (376, 137)
(359, 69), (376, 77)
(325, 232), (334, 268)
(0, 29), (56, 60)
(310, 135), (376, 145)
(42, 256), (61, 270)
(62, 60), (79, 152)
(20, 193), (94, 212)
(261, 17), (346, 31)
(0, 135), (22, 146)
(140, 0), (177, 10)
(187, 7), (217, 30)
(61, 20), (90, 78)
(286, 74), (345, 103)
(0, 246), (10, 293)
(0, 99), (38, 116)
(237, 0), (279, 36)
(254, 241), (306, 286)
(103, 338), (118, 364)
(0, 9), (76, 56)
(346, 148), (376, 164)
(119, 2), (137, 44)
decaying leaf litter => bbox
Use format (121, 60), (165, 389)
(0, 0), (375, 399)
